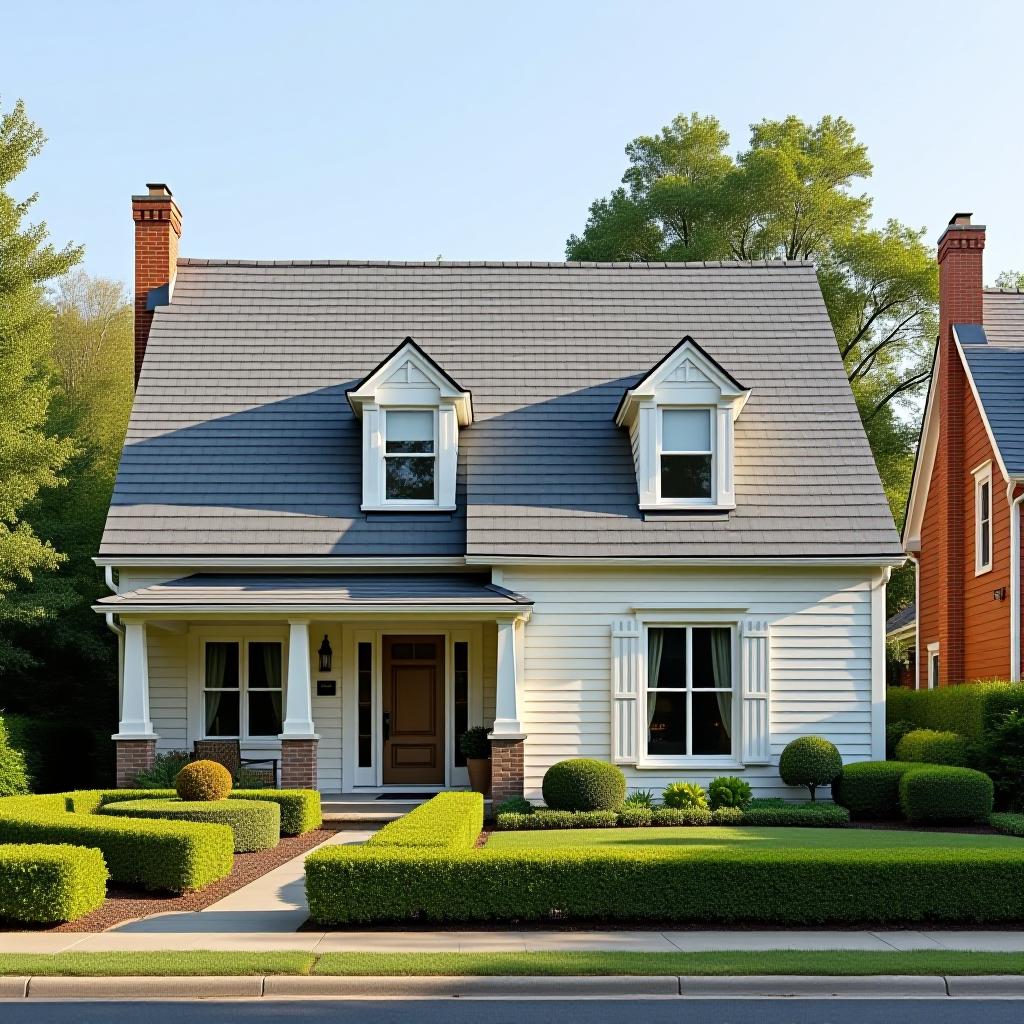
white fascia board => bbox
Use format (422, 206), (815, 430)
(93, 603), (532, 620)
(954, 330), (1011, 482)
(465, 554), (907, 568)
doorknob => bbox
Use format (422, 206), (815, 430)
(383, 712), (391, 741)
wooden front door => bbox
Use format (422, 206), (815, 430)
(382, 635), (445, 785)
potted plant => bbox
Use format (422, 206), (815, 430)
(460, 726), (492, 796)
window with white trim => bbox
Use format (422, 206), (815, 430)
(384, 409), (436, 502)
(927, 642), (940, 690)
(974, 462), (993, 575)
(645, 626), (734, 758)
(203, 640), (284, 739)
(660, 408), (713, 501)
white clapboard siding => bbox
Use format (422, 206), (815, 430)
(502, 566), (882, 801)
(146, 628), (188, 754)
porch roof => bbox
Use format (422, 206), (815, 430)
(94, 572), (532, 614)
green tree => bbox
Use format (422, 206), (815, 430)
(994, 270), (1024, 291)
(5, 272), (132, 735)
(0, 98), (81, 673)
(568, 113), (935, 614)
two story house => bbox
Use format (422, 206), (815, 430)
(902, 215), (1024, 688)
(95, 184), (903, 800)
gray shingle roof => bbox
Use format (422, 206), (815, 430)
(885, 601), (915, 634)
(100, 260), (901, 560)
(95, 573), (532, 610)
(960, 293), (1024, 477)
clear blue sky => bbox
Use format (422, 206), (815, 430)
(7, 0), (1024, 285)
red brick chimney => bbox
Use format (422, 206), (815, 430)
(934, 212), (986, 685)
(132, 183), (181, 386)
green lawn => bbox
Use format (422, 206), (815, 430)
(487, 825), (1022, 851)
(2, 950), (1024, 977)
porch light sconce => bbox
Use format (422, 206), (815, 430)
(318, 635), (333, 672)
(993, 587), (1007, 602)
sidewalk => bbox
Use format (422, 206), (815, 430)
(7, 929), (1024, 955)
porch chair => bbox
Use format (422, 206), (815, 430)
(192, 739), (278, 788)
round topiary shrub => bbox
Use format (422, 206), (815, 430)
(778, 736), (843, 801)
(708, 776), (752, 810)
(662, 781), (709, 810)
(101, 798), (280, 852)
(494, 796), (533, 816)
(895, 729), (972, 767)
(542, 758), (626, 811)
(898, 765), (994, 824)
(175, 759), (232, 802)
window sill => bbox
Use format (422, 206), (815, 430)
(361, 504), (456, 513)
(975, 562), (993, 577)
(640, 502), (735, 513)
(635, 758), (746, 771)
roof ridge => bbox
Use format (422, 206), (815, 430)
(176, 257), (817, 270)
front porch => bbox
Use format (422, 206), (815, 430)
(94, 573), (532, 800)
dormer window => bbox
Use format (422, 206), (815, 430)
(347, 338), (472, 512)
(615, 336), (750, 512)
(661, 408), (713, 500)
(384, 409), (436, 501)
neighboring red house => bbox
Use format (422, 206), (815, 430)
(903, 214), (1024, 688)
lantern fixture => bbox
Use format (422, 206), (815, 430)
(318, 635), (333, 672)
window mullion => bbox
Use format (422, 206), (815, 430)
(685, 627), (693, 757)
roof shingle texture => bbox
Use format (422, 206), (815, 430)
(963, 292), (1024, 477)
(100, 260), (901, 559)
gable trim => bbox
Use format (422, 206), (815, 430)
(613, 335), (750, 427)
(346, 336), (473, 425)
(954, 327), (1011, 483)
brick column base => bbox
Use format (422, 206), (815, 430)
(115, 738), (157, 788)
(280, 738), (318, 789)
(490, 738), (525, 805)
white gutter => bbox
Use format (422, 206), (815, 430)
(906, 552), (920, 690)
(103, 565), (123, 640)
(1010, 481), (1024, 682)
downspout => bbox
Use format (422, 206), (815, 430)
(103, 566), (125, 724)
(1010, 481), (1024, 683)
(906, 552), (921, 689)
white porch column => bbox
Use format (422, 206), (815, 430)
(114, 620), (154, 737)
(281, 619), (317, 738)
(490, 617), (526, 739)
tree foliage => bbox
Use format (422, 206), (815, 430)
(994, 270), (1024, 291)
(0, 98), (81, 672)
(568, 113), (934, 614)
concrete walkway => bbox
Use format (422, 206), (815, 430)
(8, 929), (1024, 954)
(107, 829), (374, 934)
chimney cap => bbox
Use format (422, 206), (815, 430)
(146, 183), (173, 197)
(949, 212), (974, 226)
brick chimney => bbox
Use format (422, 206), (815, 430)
(933, 212), (986, 685)
(132, 183), (182, 386)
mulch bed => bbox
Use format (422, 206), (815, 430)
(3, 825), (347, 934)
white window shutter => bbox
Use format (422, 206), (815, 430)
(610, 619), (642, 764)
(740, 619), (771, 764)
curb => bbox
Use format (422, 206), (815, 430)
(1, 974), (1023, 999)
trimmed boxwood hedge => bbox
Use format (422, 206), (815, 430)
(368, 792), (483, 849)
(895, 729), (973, 767)
(991, 813), (1024, 838)
(95, 788), (322, 836)
(899, 766), (994, 824)
(887, 681), (1024, 743)
(0, 792), (234, 892)
(305, 843), (1024, 926)
(494, 803), (848, 831)
(0, 843), (108, 923)
(101, 798), (280, 853)
(832, 761), (918, 819)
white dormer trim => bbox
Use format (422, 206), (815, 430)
(347, 338), (472, 512)
(615, 337), (750, 512)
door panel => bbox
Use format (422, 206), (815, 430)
(382, 636), (444, 785)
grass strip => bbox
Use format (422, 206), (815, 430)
(311, 950), (1024, 976)
(2, 949), (1024, 977)
(0, 951), (315, 976)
